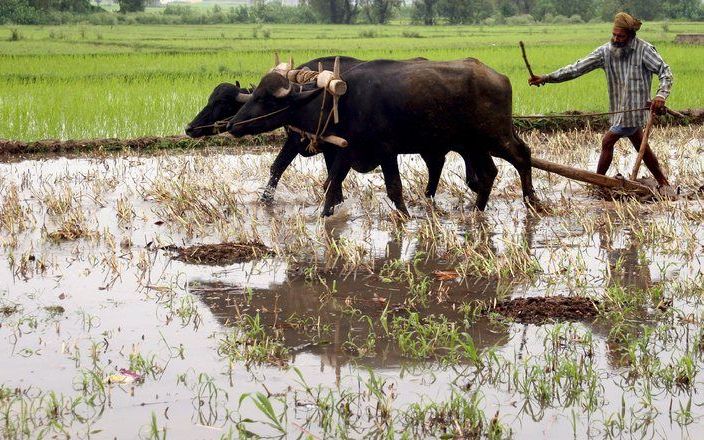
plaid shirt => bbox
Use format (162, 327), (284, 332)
(546, 37), (673, 127)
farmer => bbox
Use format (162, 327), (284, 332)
(529, 12), (673, 186)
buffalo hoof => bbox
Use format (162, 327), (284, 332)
(322, 205), (335, 217)
(524, 194), (547, 213)
(472, 199), (488, 212)
(330, 193), (344, 206)
(260, 187), (275, 205)
(394, 208), (410, 221)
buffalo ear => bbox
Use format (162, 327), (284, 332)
(235, 80), (241, 88)
(290, 88), (324, 105)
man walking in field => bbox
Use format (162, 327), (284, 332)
(529, 12), (673, 186)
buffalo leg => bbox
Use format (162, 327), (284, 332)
(381, 157), (410, 217)
(322, 158), (351, 217)
(458, 150), (480, 193)
(261, 136), (300, 204)
(321, 149), (344, 206)
(420, 153), (445, 198)
(468, 151), (497, 211)
(495, 134), (538, 204)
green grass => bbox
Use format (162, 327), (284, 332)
(0, 22), (702, 140)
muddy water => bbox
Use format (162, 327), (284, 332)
(1, 130), (704, 438)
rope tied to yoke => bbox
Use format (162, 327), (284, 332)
(279, 65), (342, 152)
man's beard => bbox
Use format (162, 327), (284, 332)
(610, 43), (627, 59)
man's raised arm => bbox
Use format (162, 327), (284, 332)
(529, 48), (605, 86)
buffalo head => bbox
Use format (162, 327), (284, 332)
(226, 73), (323, 138)
(185, 81), (252, 138)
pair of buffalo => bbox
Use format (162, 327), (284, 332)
(186, 56), (537, 216)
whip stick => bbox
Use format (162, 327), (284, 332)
(519, 41), (535, 78)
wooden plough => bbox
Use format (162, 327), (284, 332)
(530, 157), (658, 196)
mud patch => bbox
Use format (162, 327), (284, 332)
(0, 133), (283, 157)
(0, 304), (20, 316)
(492, 296), (599, 324)
(514, 108), (704, 133)
(169, 242), (272, 266)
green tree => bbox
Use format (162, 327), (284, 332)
(554, 0), (596, 21)
(662, 0), (704, 19)
(361, 0), (401, 23)
(496, 0), (517, 17)
(29, 0), (96, 12)
(0, 0), (39, 24)
(529, 0), (554, 20)
(600, 0), (661, 21)
(437, 0), (476, 24)
(308, 0), (359, 23)
(473, 0), (495, 21)
(412, 0), (439, 24)
(118, 0), (145, 13)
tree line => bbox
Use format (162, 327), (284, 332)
(411, 0), (704, 25)
(1, 0), (702, 25)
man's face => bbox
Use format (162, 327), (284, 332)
(611, 27), (631, 47)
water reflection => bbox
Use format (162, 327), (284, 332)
(600, 227), (653, 291)
(188, 230), (512, 376)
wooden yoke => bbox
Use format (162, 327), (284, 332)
(270, 54), (347, 125)
(317, 57), (345, 123)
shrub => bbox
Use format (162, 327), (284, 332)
(401, 30), (422, 38)
(9, 28), (23, 41)
(164, 4), (193, 16)
(505, 14), (535, 25)
(551, 14), (569, 24)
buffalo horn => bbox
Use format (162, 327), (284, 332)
(235, 93), (252, 103)
(274, 52), (280, 67)
(333, 56), (340, 78)
(273, 84), (292, 98)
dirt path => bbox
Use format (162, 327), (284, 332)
(2, 109), (701, 157)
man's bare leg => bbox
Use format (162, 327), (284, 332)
(597, 131), (622, 175)
(627, 128), (669, 186)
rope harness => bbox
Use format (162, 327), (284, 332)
(194, 105), (657, 139)
(188, 106), (291, 134)
(188, 63), (368, 138)
(292, 78), (336, 153)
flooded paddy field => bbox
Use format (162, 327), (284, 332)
(1, 126), (704, 438)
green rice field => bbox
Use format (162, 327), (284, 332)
(0, 22), (703, 141)
(3, 20), (704, 440)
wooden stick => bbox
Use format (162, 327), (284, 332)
(286, 125), (348, 148)
(519, 41), (535, 78)
(666, 107), (686, 118)
(630, 110), (655, 180)
(531, 157), (653, 194)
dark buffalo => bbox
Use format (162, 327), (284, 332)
(185, 56), (477, 205)
(226, 58), (536, 216)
